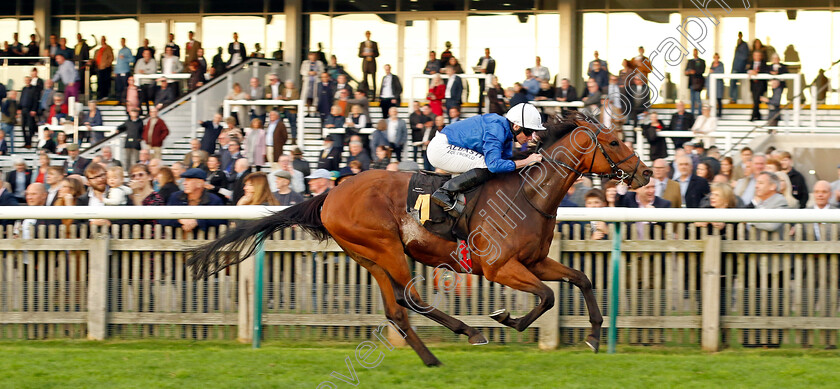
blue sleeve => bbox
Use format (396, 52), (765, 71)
(482, 124), (515, 173)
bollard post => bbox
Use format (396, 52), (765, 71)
(253, 233), (266, 348)
(608, 222), (621, 354)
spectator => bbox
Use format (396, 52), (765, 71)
(581, 78), (602, 117)
(735, 154), (766, 205)
(127, 164), (164, 213)
(0, 129), (7, 155)
(0, 90), (19, 149)
(91, 36), (114, 101)
(161, 168), (226, 233)
(253, 76), (271, 122)
(348, 89), (371, 119)
(583, 189), (609, 240)
(428, 74), (445, 116)
(634, 46), (652, 79)
(315, 72), (336, 123)
(44, 166), (65, 205)
(244, 118), (267, 166)
(603, 181), (618, 207)
(236, 172), (278, 206)
(746, 50), (769, 121)
(135, 38), (154, 64)
(300, 52), (325, 116)
(487, 76), (507, 115)
(423, 51), (440, 75)
(48, 92), (69, 125)
(730, 32), (749, 104)
(707, 53), (725, 117)
(221, 139), (244, 174)
(265, 110), (288, 165)
(445, 57), (464, 74)
(531, 56), (550, 82)
(345, 141), (371, 171)
(605, 75), (621, 111)
(776, 151), (808, 208)
(211, 47), (225, 76)
(54, 131), (68, 155)
(35, 129), (55, 155)
(142, 106), (170, 159)
(187, 151), (208, 172)
(587, 60), (609, 90)
(534, 80), (555, 101)
(187, 60), (205, 91)
(103, 166), (131, 206)
(761, 79), (783, 127)
(666, 101), (694, 150)
(161, 46), (183, 75)
(276, 154), (305, 194)
(280, 80), (300, 140)
(171, 162), (186, 188)
(685, 48), (706, 117)
(290, 147), (310, 178)
(30, 153), (50, 186)
(6, 158), (32, 203)
(746, 171), (788, 232)
(114, 38), (134, 103)
(385, 106), (407, 162)
(204, 154), (230, 203)
(358, 31), (379, 95)
(122, 75), (144, 114)
(616, 180), (671, 236)
(371, 145), (392, 170)
(230, 158), (252, 204)
(370, 119), (389, 152)
(20, 77), (40, 148)
(63, 144), (90, 176)
(509, 83), (529, 108)
(448, 107), (462, 124)
(521, 68), (540, 100)
(695, 182), (739, 231)
(695, 161), (714, 183)
(443, 67), (463, 117)
(690, 104), (717, 148)
(224, 116), (244, 143)
(335, 74), (352, 99)
(52, 54), (78, 101)
(138, 148), (151, 165)
(153, 78), (177, 109)
(54, 177), (88, 230)
(272, 170), (304, 206)
(82, 100), (104, 143)
(199, 114), (224, 155)
(133, 50), (157, 103)
(324, 53), (343, 80)
(626, 77), (650, 128)
(324, 105), (346, 146)
(155, 166), (180, 202)
(803, 180), (835, 240)
(774, 171), (799, 209)
(226, 32), (246, 69)
(317, 135), (341, 171)
(588, 50), (608, 74)
(118, 108), (143, 167)
(651, 158), (681, 208)
(719, 156), (735, 183)
(555, 78), (578, 104)
(83, 163), (112, 227)
(306, 169), (335, 197)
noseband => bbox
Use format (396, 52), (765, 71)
(537, 130), (641, 185)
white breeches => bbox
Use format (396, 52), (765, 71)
(426, 133), (488, 174)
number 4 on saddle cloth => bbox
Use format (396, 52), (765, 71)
(406, 171), (481, 272)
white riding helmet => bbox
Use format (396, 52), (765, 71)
(505, 103), (546, 132)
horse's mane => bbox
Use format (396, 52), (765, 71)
(536, 110), (595, 149)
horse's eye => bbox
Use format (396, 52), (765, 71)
(610, 141), (619, 147)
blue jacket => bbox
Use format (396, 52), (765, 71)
(160, 190), (228, 231)
(440, 113), (515, 173)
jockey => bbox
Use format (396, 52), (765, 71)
(428, 102), (545, 216)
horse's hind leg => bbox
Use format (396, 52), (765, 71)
(528, 257), (603, 353)
(360, 259), (442, 367)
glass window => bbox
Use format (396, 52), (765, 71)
(265, 15), (287, 60)
(269, 0), (286, 13)
(52, 0), (77, 16)
(308, 14), (331, 53)
(304, 0), (330, 12)
(20, 1), (35, 16)
(334, 0), (395, 12)
(141, 0), (199, 14)
(204, 0), (265, 14)
(578, 0), (605, 9)
(469, 0), (533, 11)
(756, 10), (831, 96)
(329, 14), (398, 86)
(402, 19), (430, 101)
(0, 4), (16, 16)
(202, 16), (266, 62)
(78, 0), (136, 15)
(59, 19), (79, 41)
(401, 0), (461, 12)
(78, 18), (139, 52)
(142, 22), (166, 54)
(466, 14), (535, 88)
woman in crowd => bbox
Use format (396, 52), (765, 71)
(224, 116), (244, 143)
(31, 153), (50, 185)
(128, 164), (164, 205)
(696, 161), (714, 183)
(226, 82), (250, 126)
(487, 76), (506, 114)
(204, 154), (229, 204)
(245, 118), (267, 166)
(708, 53), (725, 117)
(236, 172), (279, 206)
(719, 156), (734, 183)
(54, 176), (87, 233)
(369, 119), (389, 152)
(446, 56), (464, 74)
(326, 55), (346, 81)
(55, 131), (69, 155)
(189, 150), (209, 172)
(695, 182), (739, 232)
(691, 104), (717, 148)
(123, 75), (142, 114)
(427, 74), (445, 116)
(344, 104), (368, 132)
(370, 145), (392, 170)
(188, 60), (205, 91)
(603, 181), (619, 208)
(156, 166), (180, 203)
(774, 171), (799, 208)
(82, 100), (104, 143)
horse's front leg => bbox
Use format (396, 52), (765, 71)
(483, 259), (555, 333)
(528, 256), (603, 353)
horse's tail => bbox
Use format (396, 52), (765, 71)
(187, 193), (330, 279)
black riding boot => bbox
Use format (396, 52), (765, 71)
(431, 168), (493, 217)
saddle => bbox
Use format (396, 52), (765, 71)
(406, 171), (482, 243)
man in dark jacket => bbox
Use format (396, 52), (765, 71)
(160, 168), (227, 231)
(779, 150), (808, 208)
(746, 50), (770, 121)
(62, 144), (90, 176)
(317, 135), (342, 172)
(555, 78), (578, 103)
(118, 108), (144, 166)
(674, 155), (710, 208)
(199, 114), (224, 154)
(229, 159), (252, 204)
(154, 78), (177, 109)
(20, 76), (39, 148)
(666, 101), (695, 149)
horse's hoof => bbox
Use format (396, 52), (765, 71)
(490, 309), (511, 324)
(469, 332), (489, 345)
(424, 357), (443, 367)
(585, 335), (600, 353)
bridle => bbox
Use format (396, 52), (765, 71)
(536, 129), (642, 184)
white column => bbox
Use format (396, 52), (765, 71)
(284, 0), (302, 86)
(558, 0), (580, 88)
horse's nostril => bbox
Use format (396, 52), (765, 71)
(643, 170), (652, 177)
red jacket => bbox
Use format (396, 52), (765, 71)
(142, 117), (169, 147)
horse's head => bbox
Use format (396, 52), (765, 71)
(535, 111), (651, 189)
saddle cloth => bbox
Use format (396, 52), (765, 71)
(405, 170), (481, 243)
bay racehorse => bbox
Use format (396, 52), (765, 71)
(187, 112), (651, 366)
